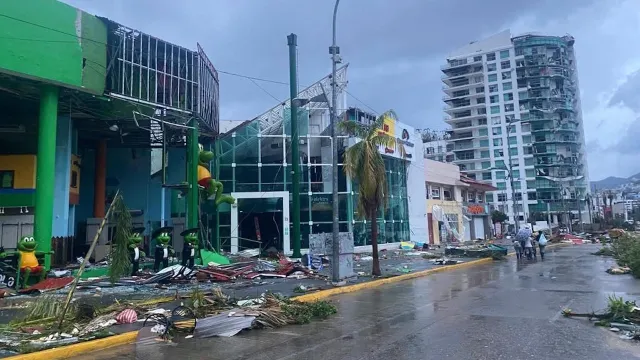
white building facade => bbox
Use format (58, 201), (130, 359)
(441, 30), (589, 229)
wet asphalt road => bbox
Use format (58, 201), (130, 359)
(69, 245), (640, 360)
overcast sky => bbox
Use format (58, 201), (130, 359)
(63, 0), (640, 181)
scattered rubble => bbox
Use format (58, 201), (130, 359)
(563, 295), (640, 341)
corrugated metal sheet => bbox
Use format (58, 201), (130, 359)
(195, 310), (255, 338)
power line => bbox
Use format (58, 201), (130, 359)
(218, 70), (288, 85)
(248, 78), (283, 103)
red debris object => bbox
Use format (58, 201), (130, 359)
(116, 309), (138, 324)
(18, 277), (74, 294)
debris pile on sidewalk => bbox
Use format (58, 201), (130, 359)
(444, 243), (508, 259)
(0, 287), (337, 355)
(563, 295), (640, 340)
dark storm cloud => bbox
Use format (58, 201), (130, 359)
(63, 0), (596, 126)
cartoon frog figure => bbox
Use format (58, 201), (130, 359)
(180, 228), (199, 268)
(129, 227), (146, 276)
(197, 143), (235, 206)
(9, 236), (53, 286)
(152, 226), (174, 272)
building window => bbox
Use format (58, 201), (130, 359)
(487, 63), (497, 72)
(503, 82), (512, 91)
(494, 149), (504, 157)
(496, 171), (506, 180)
(426, 147), (434, 154)
(508, 136), (518, 145)
(509, 147), (518, 156)
(482, 161), (491, 169)
(502, 71), (512, 80)
(524, 158), (534, 166)
(443, 189), (453, 201)
(431, 187), (440, 199)
(503, 93), (513, 101)
(490, 95), (499, 104)
(522, 135), (531, 144)
(495, 160), (505, 168)
(492, 127), (502, 135)
(497, 182), (506, 190)
(488, 74), (498, 82)
(485, 193), (494, 203)
(504, 103), (515, 112)
(490, 105), (500, 114)
(514, 193), (523, 201)
(482, 172), (492, 180)
(437, 146), (443, 153)
(528, 191), (537, 200)
(476, 86), (485, 93)
(481, 150), (490, 158)
(527, 180), (535, 188)
(521, 123), (531, 132)
(500, 50), (510, 59)
(473, 56), (482, 62)
(500, 60), (511, 69)
(498, 193), (507, 202)
(478, 118), (487, 125)
(489, 84), (499, 93)
(480, 139), (489, 147)
(493, 138), (503, 146)
(491, 116), (501, 125)
(479, 128), (488, 136)
(514, 181), (521, 190)
(477, 97), (486, 104)
(512, 169), (520, 179)
(487, 53), (496, 61)
(525, 169), (535, 178)
(0, 170), (14, 189)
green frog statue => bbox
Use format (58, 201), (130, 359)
(128, 227), (146, 276)
(0, 236), (53, 287)
(152, 226), (174, 272)
(180, 228), (199, 269)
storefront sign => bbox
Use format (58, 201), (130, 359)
(311, 195), (332, 211)
(465, 204), (488, 216)
(377, 114), (415, 161)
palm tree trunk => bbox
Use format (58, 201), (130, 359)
(370, 215), (382, 276)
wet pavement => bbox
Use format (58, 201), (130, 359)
(68, 244), (640, 360)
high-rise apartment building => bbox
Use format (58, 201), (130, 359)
(441, 30), (589, 229)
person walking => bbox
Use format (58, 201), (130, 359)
(515, 226), (533, 260)
(513, 238), (523, 260)
(524, 234), (533, 260)
(537, 231), (548, 260)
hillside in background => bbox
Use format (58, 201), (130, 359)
(591, 172), (640, 191)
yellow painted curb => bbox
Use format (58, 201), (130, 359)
(5, 331), (138, 360)
(7, 243), (572, 358)
(294, 256), (494, 302)
(295, 243), (571, 302)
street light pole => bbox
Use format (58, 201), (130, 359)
(506, 120), (519, 233)
(330, 0), (341, 283)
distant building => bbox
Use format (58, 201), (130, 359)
(441, 29), (590, 228)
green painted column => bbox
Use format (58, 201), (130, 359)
(187, 119), (200, 229)
(34, 85), (59, 270)
(214, 139), (221, 252)
(287, 33), (302, 258)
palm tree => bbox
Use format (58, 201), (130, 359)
(339, 110), (400, 276)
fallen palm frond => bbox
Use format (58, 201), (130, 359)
(563, 295), (640, 326)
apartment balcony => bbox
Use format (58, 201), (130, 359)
(443, 102), (485, 114)
(449, 133), (474, 141)
(441, 58), (483, 72)
(444, 111), (486, 124)
(442, 69), (484, 86)
(442, 78), (485, 93)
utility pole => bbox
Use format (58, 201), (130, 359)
(330, 0), (341, 282)
(577, 196), (583, 233)
(506, 120), (519, 233)
(287, 33), (302, 258)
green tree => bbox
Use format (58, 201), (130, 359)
(491, 210), (508, 224)
(340, 110), (399, 276)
